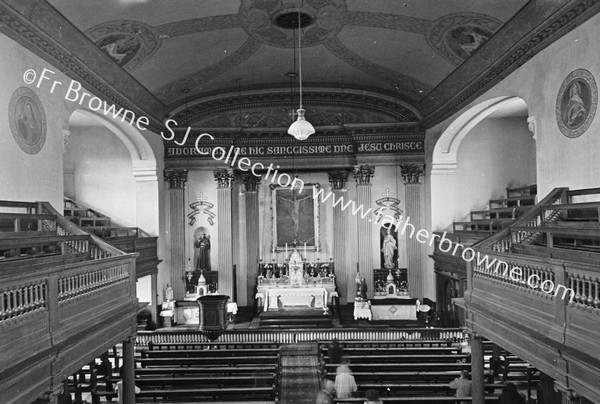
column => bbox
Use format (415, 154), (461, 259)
(214, 169), (234, 299)
(471, 335), (485, 404)
(401, 163), (425, 299)
(242, 173), (260, 307)
(164, 169), (188, 300)
(328, 170), (349, 304)
(353, 165), (374, 298)
(122, 336), (136, 404)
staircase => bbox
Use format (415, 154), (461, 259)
(63, 198), (160, 279)
(451, 184), (537, 246)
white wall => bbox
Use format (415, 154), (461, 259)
(64, 126), (137, 227)
(454, 117), (536, 222)
(0, 35), (69, 209)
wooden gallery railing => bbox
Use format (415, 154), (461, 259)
(136, 328), (467, 346)
(465, 187), (600, 402)
(0, 201), (138, 404)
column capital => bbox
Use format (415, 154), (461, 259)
(353, 165), (375, 185)
(164, 168), (188, 189)
(328, 170), (349, 190)
(401, 163), (425, 184)
(241, 173), (260, 192)
(213, 168), (234, 188)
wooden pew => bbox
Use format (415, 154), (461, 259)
(141, 347), (280, 358)
(322, 354), (470, 364)
(135, 365), (278, 377)
(138, 355), (280, 368)
(147, 341), (280, 351)
(334, 396), (499, 403)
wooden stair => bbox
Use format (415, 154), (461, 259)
(449, 184), (537, 247)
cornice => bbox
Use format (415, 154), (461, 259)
(0, 0), (167, 131)
(421, 0), (600, 128)
(171, 90), (420, 126)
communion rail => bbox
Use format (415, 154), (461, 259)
(136, 328), (466, 346)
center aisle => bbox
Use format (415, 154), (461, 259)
(280, 344), (320, 404)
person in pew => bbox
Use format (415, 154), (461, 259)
(334, 363), (357, 399)
(316, 378), (336, 404)
(449, 370), (472, 402)
(363, 389), (383, 404)
(498, 383), (526, 404)
(328, 339), (344, 364)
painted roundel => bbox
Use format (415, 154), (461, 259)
(8, 87), (47, 155)
(556, 69), (598, 138)
(427, 13), (502, 65)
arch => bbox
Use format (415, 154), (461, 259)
(432, 96), (528, 173)
(68, 108), (158, 181)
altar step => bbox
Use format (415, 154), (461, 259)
(259, 309), (333, 328)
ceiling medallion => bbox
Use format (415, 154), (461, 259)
(555, 69), (598, 138)
(240, 0), (347, 48)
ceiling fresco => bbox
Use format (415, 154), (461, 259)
(47, 0), (526, 122)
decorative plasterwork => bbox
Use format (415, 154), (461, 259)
(164, 168), (188, 189)
(328, 170), (349, 190)
(239, 0), (347, 48)
(172, 91), (419, 126)
(241, 173), (261, 192)
(353, 165), (375, 186)
(426, 13), (502, 66)
(213, 169), (234, 189)
(401, 164), (425, 184)
(422, 0), (600, 127)
(0, 2), (166, 131)
(86, 20), (161, 71)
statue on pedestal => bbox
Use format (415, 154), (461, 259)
(382, 228), (397, 269)
(195, 233), (211, 270)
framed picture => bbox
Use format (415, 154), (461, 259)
(555, 68), (598, 138)
(271, 184), (320, 250)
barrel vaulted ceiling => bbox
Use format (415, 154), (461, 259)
(3, 0), (599, 129)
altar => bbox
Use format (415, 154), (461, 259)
(255, 250), (337, 313)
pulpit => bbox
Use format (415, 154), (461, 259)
(197, 295), (229, 341)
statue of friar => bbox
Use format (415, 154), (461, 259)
(195, 233), (211, 271)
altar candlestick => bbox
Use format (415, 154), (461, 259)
(285, 243), (288, 258)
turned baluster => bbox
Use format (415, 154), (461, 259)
(574, 276), (582, 305)
(586, 277), (594, 307)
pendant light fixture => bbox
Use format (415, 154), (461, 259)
(287, 0), (315, 141)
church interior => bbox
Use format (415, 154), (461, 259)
(1, 0), (600, 403)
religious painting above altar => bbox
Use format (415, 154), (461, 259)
(271, 184), (320, 250)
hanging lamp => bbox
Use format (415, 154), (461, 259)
(287, 1), (315, 141)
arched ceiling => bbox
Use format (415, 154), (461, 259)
(47, 0), (528, 126)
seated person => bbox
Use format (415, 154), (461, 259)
(328, 339), (344, 364)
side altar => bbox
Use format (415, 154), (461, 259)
(256, 250), (337, 313)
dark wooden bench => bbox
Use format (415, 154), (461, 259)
(147, 341), (280, 350)
(135, 365), (278, 377)
(141, 347), (280, 358)
(334, 396), (499, 403)
(324, 362), (471, 374)
(136, 386), (276, 400)
(321, 339), (454, 348)
(134, 374), (276, 389)
(138, 355), (280, 368)
(321, 346), (461, 356)
(322, 354), (470, 364)
(324, 371), (473, 384)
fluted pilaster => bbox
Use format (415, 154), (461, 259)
(242, 173), (260, 306)
(214, 169), (234, 300)
(329, 170), (349, 304)
(353, 165), (374, 298)
(164, 169), (188, 300)
(401, 164), (425, 299)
